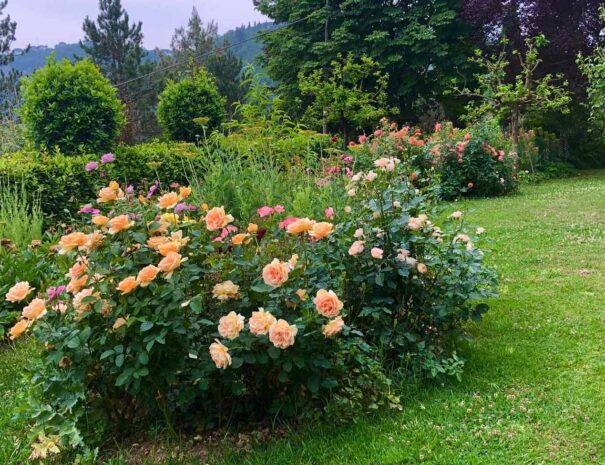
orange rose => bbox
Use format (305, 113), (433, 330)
(288, 254), (299, 268)
(66, 275), (88, 294)
(201, 203), (209, 212)
(286, 218), (315, 235)
(73, 288), (99, 317)
(147, 236), (169, 250)
(113, 316), (128, 330)
(85, 231), (104, 252)
(137, 265), (159, 287)
(249, 308), (276, 336)
(322, 316), (345, 337)
(313, 289), (343, 318)
(68, 258), (88, 280)
(5, 281), (33, 303)
(9, 319), (29, 340)
(92, 215), (110, 229)
(247, 223), (258, 234)
(232, 233), (250, 246)
(218, 311), (245, 340)
(179, 186), (192, 199)
(209, 340), (231, 369)
(97, 186), (118, 203)
(158, 251), (182, 278)
(22, 298), (47, 321)
(268, 319), (298, 349)
(204, 206), (234, 232)
(158, 192), (180, 209)
(295, 289), (307, 301)
(108, 215), (134, 234)
(117, 276), (138, 294)
(59, 232), (89, 253)
(148, 219), (170, 235)
(309, 222), (334, 240)
(262, 259), (290, 288)
(157, 241), (180, 257)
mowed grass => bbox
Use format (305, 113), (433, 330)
(1, 171), (604, 464)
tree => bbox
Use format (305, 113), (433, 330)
(171, 7), (217, 69)
(451, 36), (571, 157)
(157, 69), (226, 142)
(19, 56), (125, 154)
(206, 45), (246, 117)
(0, 0), (16, 66)
(254, 0), (474, 120)
(299, 54), (395, 142)
(81, 0), (146, 142)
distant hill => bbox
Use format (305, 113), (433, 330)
(2, 21), (274, 76)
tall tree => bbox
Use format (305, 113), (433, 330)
(254, 0), (474, 121)
(0, 1), (20, 122)
(81, 0), (147, 142)
(171, 7), (217, 69)
(0, 0), (16, 66)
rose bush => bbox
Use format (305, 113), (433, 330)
(6, 131), (496, 456)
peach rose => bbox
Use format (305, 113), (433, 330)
(348, 240), (365, 256)
(407, 217), (424, 231)
(309, 222), (334, 240)
(5, 281), (33, 303)
(158, 252), (182, 278)
(117, 276), (138, 294)
(22, 298), (47, 321)
(450, 211), (463, 219)
(286, 217), (315, 235)
(73, 288), (98, 316)
(137, 265), (159, 287)
(249, 308), (277, 335)
(158, 192), (180, 209)
(85, 231), (104, 252)
(108, 215), (134, 234)
(149, 219), (171, 235)
(232, 233), (250, 246)
(218, 311), (245, 340)
(288, 254), (299, 269)
(113, 316), (128, 330)
(92, 215), (110, 229)
(476, 227), (486, 235)
(97, 186), (119, 203)
(205, 206), (234, 232)
(147, 236), (169, 250)
(262, 259), (290, 288)
(59, 232), (89, 253)
(322, 316), (345, 337)
(295, 289), (307, 301)
(313, 289), (343, 318)
(179, 186), (192, 199)
(66, 275), (88, 294)
(417, 263), (428, 274)
(212, 280), (239, 301)
(268, 319), (298, 349)
(157, 241), (181, 257)
(354, 228), (364, 238)
(9, 319), (29, 340)
(371, 247), (384, 259)
(209, 340), (231, 369)
(247, 223), (258, 234)
(68, 258), (88, 280)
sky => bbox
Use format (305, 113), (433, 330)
(7, 0), (268, 49)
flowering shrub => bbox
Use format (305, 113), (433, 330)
(6, 137), (496, 455)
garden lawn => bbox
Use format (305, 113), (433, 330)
(1, 171), (604, 464)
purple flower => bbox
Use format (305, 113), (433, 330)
(101, 152), (115, 164)
(126, 185), (134, 194)
(47, 285), (66, 302)
(129, 213), (143, 221)
(85, 161), (99, 172)
(147, 180), (159, 199)
(79, 204), (101, 215)
(174, 203), (197, 214)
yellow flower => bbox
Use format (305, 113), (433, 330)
(247, 223), (258, 234)
(179, 186), (192, 199)
(157, 241), (181, 257)
(5, 281), (33, 303)
(58, 232), (89, 253)
(232, 233), (250, 246)
(212, 280), (240, 301)
(92, 215), (110, 229)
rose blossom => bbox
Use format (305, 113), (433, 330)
(85, 161), (99, 172)
(286, 217), (314, 235)
(249, 308), (277, 335)
(274, 205), (285, 213)
(268, 319), (298, 349)
(371, 247), (384, 259)
(205, 206), (234, 232)
(209, 340), (232, 369)
(212, 280), (240, 301)
(309, 222), (333, 240)
(325, 207), (334, 219)
(22, 298), (47, 321)
(218, 311), (245, 340)
(314, 289), (343, 318)
(262, 259), (290, 288)
(5, 281), (33, 303)
(476, 227), (486, 235)
(58, 232), (88, 253)
(137, 265), (159, 287)
(417, 263), (428, 274)
(117, 276), (138, 294)
(322, 316), (345, 337)
(108, 214), (134, 234)
(9, 320), (29, 340)
(158, 252), (182, 278)
(348, 240), (365, 256)
(365, 171), (378, 182)
(408, 217), (424, 231)
(450, 211), (463, 219)
(257, 206), (275, 218)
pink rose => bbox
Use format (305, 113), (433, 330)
(268, 319), (298, 349)
(371, 247), (383, 259)
(257, 206), (275, 218)
(325, 207), (334, 219)
(348, 240), (365, 256)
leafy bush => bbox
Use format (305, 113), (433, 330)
(19, 56), (125, 154)
(157, 68), (226, 142)
(0, 181), (43, 249)
(6, 141), (495, 456)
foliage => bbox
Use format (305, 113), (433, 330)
(6, 141), (494, 455)
(157, 69), (226, 142)
(254, 0), (474, 120)
(19, 57), (125, 154)
(0, 0), (16, 66)
(0, 181), (43, 249)
(299, 54), (395, 142)
(450, 36), (571, 153)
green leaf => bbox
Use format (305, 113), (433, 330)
(140, 321), (154, 332)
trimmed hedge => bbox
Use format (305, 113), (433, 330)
(0, 142), (202, 222)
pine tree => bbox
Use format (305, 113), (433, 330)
(0, 0), (16, 66)
(171, 7), (217, 69)
(0, 1), (19, 122)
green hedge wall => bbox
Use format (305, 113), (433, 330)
(0, 142), (202, 222)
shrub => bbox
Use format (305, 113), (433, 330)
(0, 181), (43, 249)
(7, 142), (495, 455)
(157, 69), (226, 142)
(19, 56), (125, 154)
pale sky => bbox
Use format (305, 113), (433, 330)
(6, 0), (268, 49)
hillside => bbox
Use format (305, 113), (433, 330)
(2, 21), (273, 76)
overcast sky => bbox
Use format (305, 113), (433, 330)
(7, 0), (268, 49)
